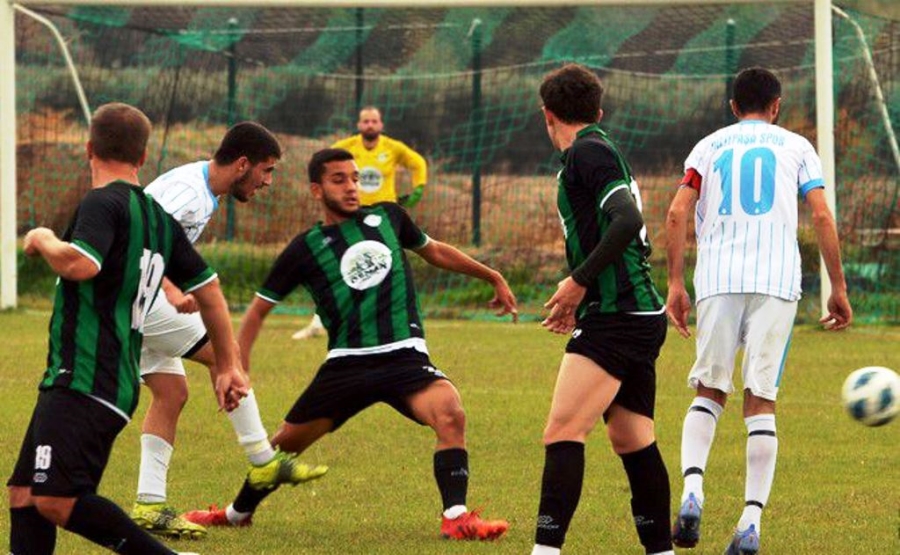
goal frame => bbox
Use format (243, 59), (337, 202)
(0, 0), (835, 314)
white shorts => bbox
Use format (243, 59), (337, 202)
(140, 294), (207, 377)
(689, 293), (797, 401)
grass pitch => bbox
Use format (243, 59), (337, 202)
(1, 310), (898, 554)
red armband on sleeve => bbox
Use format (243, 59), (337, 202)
(680, 168), (702, 192)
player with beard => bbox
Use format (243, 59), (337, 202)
(130, 122), (328, 540)
(183, 148), (516, 541)
(292, 106), (427, 339)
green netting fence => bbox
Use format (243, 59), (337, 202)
(11, 3), (900, 323)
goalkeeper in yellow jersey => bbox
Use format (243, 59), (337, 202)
(292, 105), (428, 339)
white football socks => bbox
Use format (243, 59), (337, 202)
(680, 397), (723, 506)
(227, 389), (275, 466)
(442, 505), (467, 520)
(225, 504), (252, 525)
(136, 434), (173, 504)
(739, 413), (777, 534)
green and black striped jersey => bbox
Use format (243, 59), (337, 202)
(41, 181), (214, 419)
(557, 124), (663, 316)
(258, 203), (428, 357)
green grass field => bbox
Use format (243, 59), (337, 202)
(1, 310), (898, 554)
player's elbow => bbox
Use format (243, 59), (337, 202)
(666, 204), (689, 230)
(59, 262), (99, 281)
(623, 213), (644, 237)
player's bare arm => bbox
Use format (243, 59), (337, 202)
(192, 279), (249, 410)
(160, 276), (199, 314)
(237, 296), (277, 373)
(414, 239), (518, 322)
(665, 185), (699, 338)
(805, 188), (853, 330)
(24, 227), (100, 281)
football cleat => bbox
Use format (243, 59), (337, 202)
(441, 509), (509, 541)
(291, 322), (326, 340)
(181, 504), (252, 528)
(672, 492), (702, 548)
(724, 524), (760, 555)
(131, 502), (207, 539)
(247, 450), (328, 490)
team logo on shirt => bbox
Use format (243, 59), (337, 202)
(363, 214), (382, 227)
(377, 152), (390, 163)
(359, 166), (384, 192)
(340, 241), (393, 290)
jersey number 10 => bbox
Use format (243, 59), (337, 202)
(713, 147), (776, 216)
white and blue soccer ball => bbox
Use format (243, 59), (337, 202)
(841, 366), (900, 427)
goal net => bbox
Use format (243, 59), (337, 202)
(10, 2), (900, 323)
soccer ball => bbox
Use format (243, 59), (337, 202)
(841, 366), (900, 427)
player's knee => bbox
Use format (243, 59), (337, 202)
(606, 414), (655, 454)
(434, 404), (466, 437)
(743, 390), (775, 417)
(163, 379), (189, 409)
(542, 418), (588, 444)
(696, 383), (728, 407)
(8, 485), (33, 508)
(32, 496), (73, 527)
(607, 427), (654, 455)
(148, 376), (189, 409)
(158, 385), (189, 413)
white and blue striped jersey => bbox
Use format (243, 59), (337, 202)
(685, 120), (824, 302)
(144, 161), (218, 244)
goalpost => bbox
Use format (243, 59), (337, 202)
(0, 0), (837, 314)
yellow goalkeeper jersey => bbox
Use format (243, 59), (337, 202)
(332, 134), (427, 206)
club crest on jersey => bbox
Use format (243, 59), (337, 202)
(363, 214), (382, 227)
(377, 152), (390, 162)
(359, 166), (384, 192)
(340, 241), (393, 290)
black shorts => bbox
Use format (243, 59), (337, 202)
(565, 312), (667, 420)
(285, 348), (448, 430)
(8, 388), (127, 497)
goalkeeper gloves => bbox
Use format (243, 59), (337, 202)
(398, 186), (424, 208)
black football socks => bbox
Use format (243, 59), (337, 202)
(233, 477), (276, 514)
(534, 440), (585, 548)
(64, 494), (176, 554)
(434, 447), (469, 511)
(10, 506), (57, 555)
(620, 442), (673, 554)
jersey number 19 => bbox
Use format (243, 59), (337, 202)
(132, 249), (165, 331)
